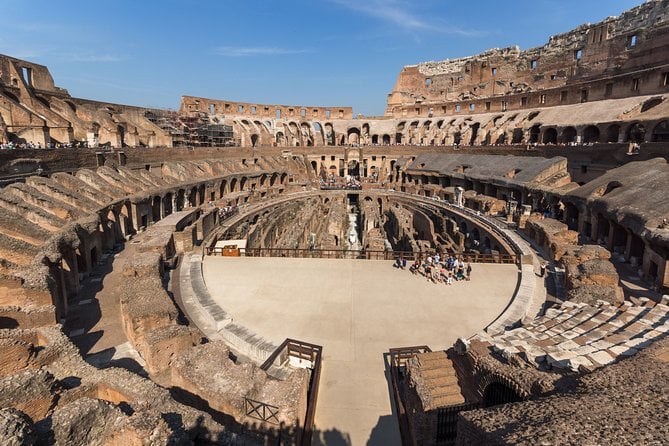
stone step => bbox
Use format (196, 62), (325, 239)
(431, 392), (466, 407)
(425, 374), (460, 389)
(419, 367), (457, 380)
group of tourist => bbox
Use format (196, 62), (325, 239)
(394, 254), (472, 285)
(217, 205), (237, 221)
(319, 174), (362, 190)
(0, 141), (89, 150)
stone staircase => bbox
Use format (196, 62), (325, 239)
(408, 351), (465, 410)
(474, 297), (669, 372)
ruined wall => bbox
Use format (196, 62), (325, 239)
(387, 0), (669, 117)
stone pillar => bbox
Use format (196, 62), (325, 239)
(454, 187), (465, 207)
(506, 200), (518, 223)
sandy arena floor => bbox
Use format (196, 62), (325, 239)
(203, 257), (519, 446)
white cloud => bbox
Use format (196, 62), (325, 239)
(330, 0), (482, 36)
(60, 53), (125, 63)
(212, 46), (311, 57)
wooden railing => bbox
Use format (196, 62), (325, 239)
(254, 338), (323, 446)
(388, 346), (433, 446)
(244, 397), (280, 425)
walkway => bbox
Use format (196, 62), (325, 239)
(201, 257), (519, 445)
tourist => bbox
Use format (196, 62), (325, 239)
(402, 256), (407, 269)
(540, 262), (547, 277)
(466, 263), (472, 280)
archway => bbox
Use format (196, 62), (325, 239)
(382, 134), (391, 145)
(529, 124), (541, 144)
(582, 125), (600, 144)
(250, 134), (259, 147)
(469, 123), (481, 145)
(163, 193), (173, 216)
(347, 128), (361, 145)
(561, 127), (577, 144)
(606, 124), (620, 143)
(275, 132), (285, 146)
(483, 382), (523, 408)
(626, 123), (645, 143)
(542, 127), (558, 144)
(651, 120), (669, 142)
(152, 196), (161, 222)
(325, 123), (335, 146)
(347, 160), (360, 177)
(511, 128), (524, 144)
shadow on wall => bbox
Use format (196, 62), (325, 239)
(165, 413), (353, 445)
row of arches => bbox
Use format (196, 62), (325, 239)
(232, 116), (669, 148)
(49, 170), (290, 322)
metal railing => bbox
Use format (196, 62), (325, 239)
(435, 402), (480, 445)
(207, 246), (519, 264)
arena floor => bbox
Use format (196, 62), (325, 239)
(202, 257), (519, 445)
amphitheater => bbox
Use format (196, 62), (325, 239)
(0, 1), (668, 445)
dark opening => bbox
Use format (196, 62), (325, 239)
(483, 382), (523, 408)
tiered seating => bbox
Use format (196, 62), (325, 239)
(473, 298), (669, 372)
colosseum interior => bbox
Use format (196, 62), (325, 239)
(0, 1), (668, 445)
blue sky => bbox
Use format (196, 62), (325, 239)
(0, 0), (645, 116)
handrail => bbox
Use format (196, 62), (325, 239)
(259, 338), (323, 446)
(207, 246), (519, 264)
(388, 346), (433, 446)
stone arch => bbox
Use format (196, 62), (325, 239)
(529, 124), (541, 144)
(625, 122), (645, 143)
(176, 189), (185, 211)
(582, 125), (600, 144)
(151, 196), (161, 222)
(382, 134), (391, 145)
(163, 193), (173, 216)
(198, 184), (206, 205)
(230, 178), (238, 193)
(239, 177), (248, 191)
(511, 128), (524, 144)
(269, 173), (278, 187)
(651, 120), (669, 142)
(275, 131), (286, 146)
(362, 123), (370, 144)
(219, 180), (228, 197)
(606, 124), (620, 143)
(479, 375), (526, 408)
(469, 122), (481, 145)
(324, 123), (336, 146)
(542, 127), (558, 144)
(300, 122), (313, 146)
(561, 127), (577, 144)
(313, 122), (325, 146)
(188, 188), (198, 207)
(347, 127), (361, 145)
(287, 122), (300, 146)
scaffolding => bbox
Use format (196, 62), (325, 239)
(144, 109), (234, 148)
